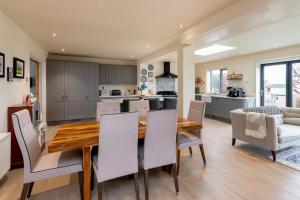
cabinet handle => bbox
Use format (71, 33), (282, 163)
(65, 96), (68, 101)
(62, 96), (64, 102)
(86, 96), (89, 100)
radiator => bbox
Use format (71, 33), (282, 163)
(0, 133), (11, 179)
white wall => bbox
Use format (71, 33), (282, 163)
(196, 45), (300, 101)
(139, 61), (178, 95)
(0, 10), (47, 132)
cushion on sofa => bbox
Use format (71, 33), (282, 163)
(283, 118), (300, 126)
(277, 124), (300, 143)
(280, 107), (300, 118)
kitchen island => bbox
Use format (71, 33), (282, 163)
(195, 94), (256, 122)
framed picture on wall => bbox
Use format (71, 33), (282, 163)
(13, 57), (25, 79)
(0, 52), (5, 78)
(7, 67), (13, 82)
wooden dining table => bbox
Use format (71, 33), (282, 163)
(48, 117), (202, 200)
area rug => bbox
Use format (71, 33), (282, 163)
(268, 146), (300, 171)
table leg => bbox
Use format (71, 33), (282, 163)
(83, 146), (91, 200)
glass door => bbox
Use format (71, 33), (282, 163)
(261, 63), (287, 107)
(292, 61), (300, 107)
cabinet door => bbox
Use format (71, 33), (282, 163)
(107, 65), (123, 84)
(47, 60), (65, 122)
(86, 63), (99, 118)
(65, 62), (88, 120)
(126, 65), (137, 84)
(99, 64), (108, 84)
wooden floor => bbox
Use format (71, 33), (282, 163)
(1, 118), (300, 200)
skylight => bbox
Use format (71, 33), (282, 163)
(194, 44), (235, 56)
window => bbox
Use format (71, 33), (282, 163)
(206, 69), (228, 93)
(261, 60), (300, 107)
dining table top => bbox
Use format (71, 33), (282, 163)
(48, 117), (202, 153)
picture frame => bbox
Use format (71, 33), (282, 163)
(7, 67), (13, 82)
(0, 52), (5, 78)
(13, 57), (25, 79)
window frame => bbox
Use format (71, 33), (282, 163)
(207, 68), (228, 94)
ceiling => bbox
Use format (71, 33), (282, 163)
(0, 0), (236, 60)
(184, 0), (300, 63)
(192, 14), (300, 63)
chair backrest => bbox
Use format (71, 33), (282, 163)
(12, 109), (41, 179)
(143, 110), (177, 170)
(96, 101), (121, 121)
(129, 100), (150, 117)
(98, 112), (139, 182)
(187, 101), (206, 137)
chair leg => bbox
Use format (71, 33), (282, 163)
(98, 182), (103, 200)
(78, 172), (84, 200)
(271, 150), (276, 162)
(143, 170), (149, 200)
(91, 167), (94, 190)
(134, 173), (140, 200)
(232, 138), (236, 146)
(199, 144), (206, 165)
(20, 183), (31, 200)
(177, 149), (180, 175)
(189, 147), (193, 156)
(27, 182), (34, 198)
(171, 164), (179, 195)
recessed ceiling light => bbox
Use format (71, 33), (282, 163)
(194, 44), (235, 56)
(179, 24), (184, 29)
(61, 48), (65, 52)
(146, 44), (150, 49)
(129, 55), (134, 58)
(52, 33), (57, 37)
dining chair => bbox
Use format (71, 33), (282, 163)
(12, 109), (83, 200)
(138, 110), (179, 200)
(91, 112), (140, 200)
(129, 99), (150, 117)
(177, 100), (206, 175)
(96, 101), (121, 121)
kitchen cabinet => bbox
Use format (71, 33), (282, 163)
(195, 95), (256, 121)
(47, 60), (99, 122)
(99, 64), (137, 85)
(47, 60), (65, 122)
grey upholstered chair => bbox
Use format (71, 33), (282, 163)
(92, 112), (140, 200)
(177, 100), (206, 175)
(12, 110), (83, 200)
(138, 110), (179, 200)
(129, 99), (150, 117)
(96, 101), (121, 121)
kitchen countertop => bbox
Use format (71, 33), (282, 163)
(99, 95), (164, 98)
(195, 93), (256, 100)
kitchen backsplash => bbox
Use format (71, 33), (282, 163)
(156, 78), (176, 92)
(99, 84), (137, 95)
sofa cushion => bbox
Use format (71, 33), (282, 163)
(277, 124), (300, 143)
(284, 118), (300, 126)
(281, 107), (300, 118)
(243, 106), (281, 115)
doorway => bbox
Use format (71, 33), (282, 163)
(260, 60), (300, 107)
(30, 59), (40, 100)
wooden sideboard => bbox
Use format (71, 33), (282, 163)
(7, 104), (34, 169)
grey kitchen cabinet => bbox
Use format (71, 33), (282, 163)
(99, 64), (108, 84)
(64, 62), (88, 120)
(47, 60), (99, 122)
(99, 64), (137, 85)
(86, 63), (99, 118)
(46, 60), (66, 122)
(195, 95), (256, 121)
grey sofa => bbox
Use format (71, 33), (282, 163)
(230, 106), (300, 161)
